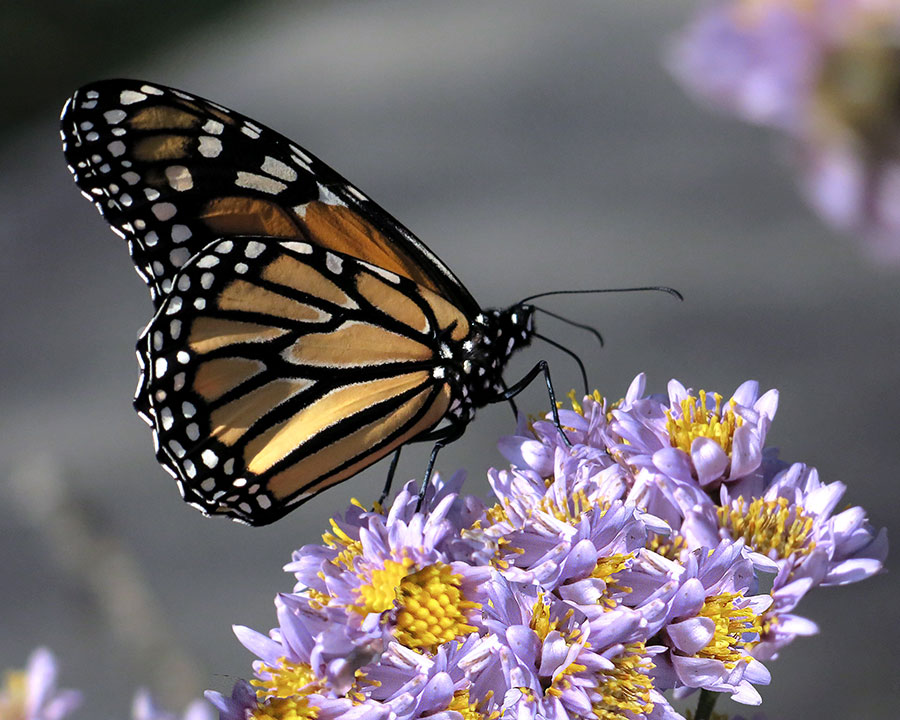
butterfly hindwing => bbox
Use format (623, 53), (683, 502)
(136, 236), (462, 525)
(60, 79), (479, 314)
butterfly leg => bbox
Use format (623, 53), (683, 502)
(377, 446), (404, 508)
(414, 424), (466, 512)
(500, 378), (519, 421)
(497, 360), (572, 448)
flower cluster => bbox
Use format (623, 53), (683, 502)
(669, 0), (900, 261)
(0, 649), (208, 720)
(208, 375), (886, 720)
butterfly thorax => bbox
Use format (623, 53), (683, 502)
(446, 304), (535, 421)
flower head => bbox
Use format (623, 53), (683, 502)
(212, 374), (886, 720)
(671, 0), (900, 260)
(0, 649), (80, 720)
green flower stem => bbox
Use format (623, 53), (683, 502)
(693, 689), (719, 720)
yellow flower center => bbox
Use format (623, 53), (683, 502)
(250, 659), (323, 720)
(646, 532), (687, 561)
(525, 596), (590, 697)
(718, 496), (816, 559)
(537, 491), (609, 525)
(355, 557), (415, 614)
(697, 592), (762, 668)
(566, 389), (621, 422)
(321, 516), (365, 572)
(448, 688), (499, 720)
(590, 553), (634, 609)
(393, 563), (481, 651)
(666, 391), (743, 455)
(0, 670), (27, 720)
(591, 642), (655, 720)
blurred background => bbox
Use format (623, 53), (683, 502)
(1, 1), (897, 718)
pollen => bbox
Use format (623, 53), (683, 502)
(696, 592), (762, 668)
(647, 532), (687, 561)
(718, 496), (816, 559)
(590, 553), (634, 608)
(665, 390), (743, 455)
(355, 556), (415, 614)
(591, 642), (655, 720)
(566, 388), (621, 421)
(250, 658), (324, 720)
(536, 489), (609, 524)
(529, 595), (581, 646)
(321, 515), (364, 571)
(393, 562), (481, 651)
(448, 688), (500, 720)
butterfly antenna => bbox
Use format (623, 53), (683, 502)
(517, 285), (683, 306)
(534, 306), (604, 347)
(533, 331), (590, 396)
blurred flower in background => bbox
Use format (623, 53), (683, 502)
(0, 650), (211, 720)
(0, 649), (80, 720)
(669, 0), (900, 262)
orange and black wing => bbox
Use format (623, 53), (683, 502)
(136, 236), (472, 525)
(60, 79), (479, 316)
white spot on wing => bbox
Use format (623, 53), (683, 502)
(198, 136), (222, 158)
(104, 109), (127, 124)
(318, 185), (346, 207)
(165, 165), (193, 191)
(281, 241), (312, 254)
(244, 240), (265, 259)
(152, 202), (176, 221)
(235, 171), (286, 195)
(261, 156), (298, 182)
(202, 119), (224, 135)
(120, 90), (147, 105)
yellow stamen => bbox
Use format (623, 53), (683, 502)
(250, 658), (324, 720)
(591, 642), (655, 720)
(718, 496), (815, 559)
(646, 533), (687, 561)
(697, 592), (762, 668)
(665, 391), (743, 455)
(354, 557), (415, 614)
(448, 688), (500, 720)
(536, 491), (609, 525)
(393, 563), (481, 651)
(590, 553), (634, 609)
(321, 518), (364, 572)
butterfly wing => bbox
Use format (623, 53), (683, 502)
(60, 79), (479, 316)
(136, 236), (471, 525)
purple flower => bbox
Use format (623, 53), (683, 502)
(671, 0), (900, 261)
(0, 649), (81, 720)
(213, 373), (886, 720)
(653, 541), (772, 705)
(473, 576), (674, 720)
(612, 379), (778, 492)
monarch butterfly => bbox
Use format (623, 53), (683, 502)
(60, 79), (572, 526)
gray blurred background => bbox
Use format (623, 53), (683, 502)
(1, 1), (897, 718)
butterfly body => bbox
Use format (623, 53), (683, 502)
(60, 79), (539, 525)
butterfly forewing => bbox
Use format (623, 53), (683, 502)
(60, 79), (478, 313)
(62, 79), (537, 525)
(136, 236), (459, 525)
